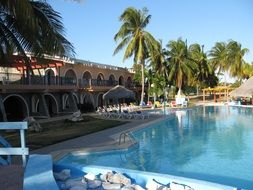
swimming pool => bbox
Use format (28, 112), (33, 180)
(58, 106), (253, 189)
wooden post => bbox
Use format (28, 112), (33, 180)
(226, 89), (228, 102)
(203, 90), (205, 102)
(214, 91), (216, 102)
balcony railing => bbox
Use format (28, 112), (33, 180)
(0, 72), (145, 89)
(0, 73), (76, 86)
(79, 79), (119, 88)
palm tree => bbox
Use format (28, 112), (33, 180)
(0, 0), (75, 75)
(209, 42), (228, 74)
(149, 40), (167, 77)
(189, 44), (211, 94)
(113, 7), (158, 105)
(166, 38), (196, 95)
(227, 40), (249, 79)
(240, 62), (253, 80)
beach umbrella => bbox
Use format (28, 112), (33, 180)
(230, 77), (253, 98)
(103, 85), (135, 100)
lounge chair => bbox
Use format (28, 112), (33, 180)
(182, 101), (188, 107)
(133, 110), (149, 119)
(118, 110), (133, 119)
(170, 101), (177, 107)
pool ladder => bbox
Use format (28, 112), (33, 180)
(118, 131), (137, 146)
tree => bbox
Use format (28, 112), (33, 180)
(240, 62), (253, 80)
(227, 40), (249, 80)
(209, 42), (229, 75)
(149, 40), (167, 78)
(166, 38), (196, 95)
(188, 44), (214, 93)
(114, 7), (158, 105)
(0, 0), (75, 75)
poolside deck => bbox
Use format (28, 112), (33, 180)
(0, 165), (24, 190)
(32, 114), (163, 158)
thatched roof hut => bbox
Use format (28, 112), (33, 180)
(230, 77), (253, 98)
(103, 85), (135, 100)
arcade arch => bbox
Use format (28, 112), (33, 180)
(82, 71), (92, 87)
(42, 93), (58, 117)
(62, 93), (78, 110)
(3, 94), (29, 121)
(45, 69), (55, 85)
(97, 93), (104, 108)
(119, 76), (124, 85)
(97, 73), (104, 86)
(126, 76), (132, 87)
(108, 74), (116, 86)
(80, 92), (95, 112)
(65, 69), (77, 85)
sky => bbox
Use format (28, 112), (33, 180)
(47, 0), (253, 75)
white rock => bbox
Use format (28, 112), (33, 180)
(70, 185), (87, 190)
(102, 182), (122, 189)
(146, 179), (167, 190)
(70, 110), (83, 122)
(63, 178), (87, 190)
(72, 110), (81, 117)
(54, 169), (71, 181)
(121, 186), (135, 190)
(23, 116), (35, 123)
(84, 172), (96, 180)
(23, 116), (42, 132)
(100, 171), (114, 182)
(107, 173), (131, 186)
(86, 179), (102, 189)
(133, 184), (146, 190)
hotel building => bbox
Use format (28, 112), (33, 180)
(0, 55), (141, 121)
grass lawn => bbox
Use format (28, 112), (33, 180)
(0, 116), (127, 150)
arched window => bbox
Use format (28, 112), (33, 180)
(119, 76), (124, 85)
(108, 74), (116, 86)
(126, 77), (132, 87)
(45, 69), (55, 85)
(82, 71), (92, 87)
(65, 69), (77, 85)
(97, 73), (104, 86)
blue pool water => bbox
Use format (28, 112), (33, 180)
(58, 106), (253, 189)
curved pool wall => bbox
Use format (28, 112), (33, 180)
(54, 163), (236, 190)
(57, 106), (253, 189)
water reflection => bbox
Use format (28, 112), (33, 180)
(132, 106), (253, 178)
(59, 106), (253, 188)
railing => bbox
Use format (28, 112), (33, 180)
(125, 82), (148, 88)
(0, 72), (146, 89)
(0, 122), (29, 167)
(118, 131), (137, 146)
(79, 79), (119, 88)
(0, 72), (76, 86)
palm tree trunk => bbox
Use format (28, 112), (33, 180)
(140, 63), (145, 105)
(147, 81), (150, 103)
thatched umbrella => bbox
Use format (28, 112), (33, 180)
(230, 77), (253, 98)
(103, 85), (135, 112)
(103, 85), (135, 100)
